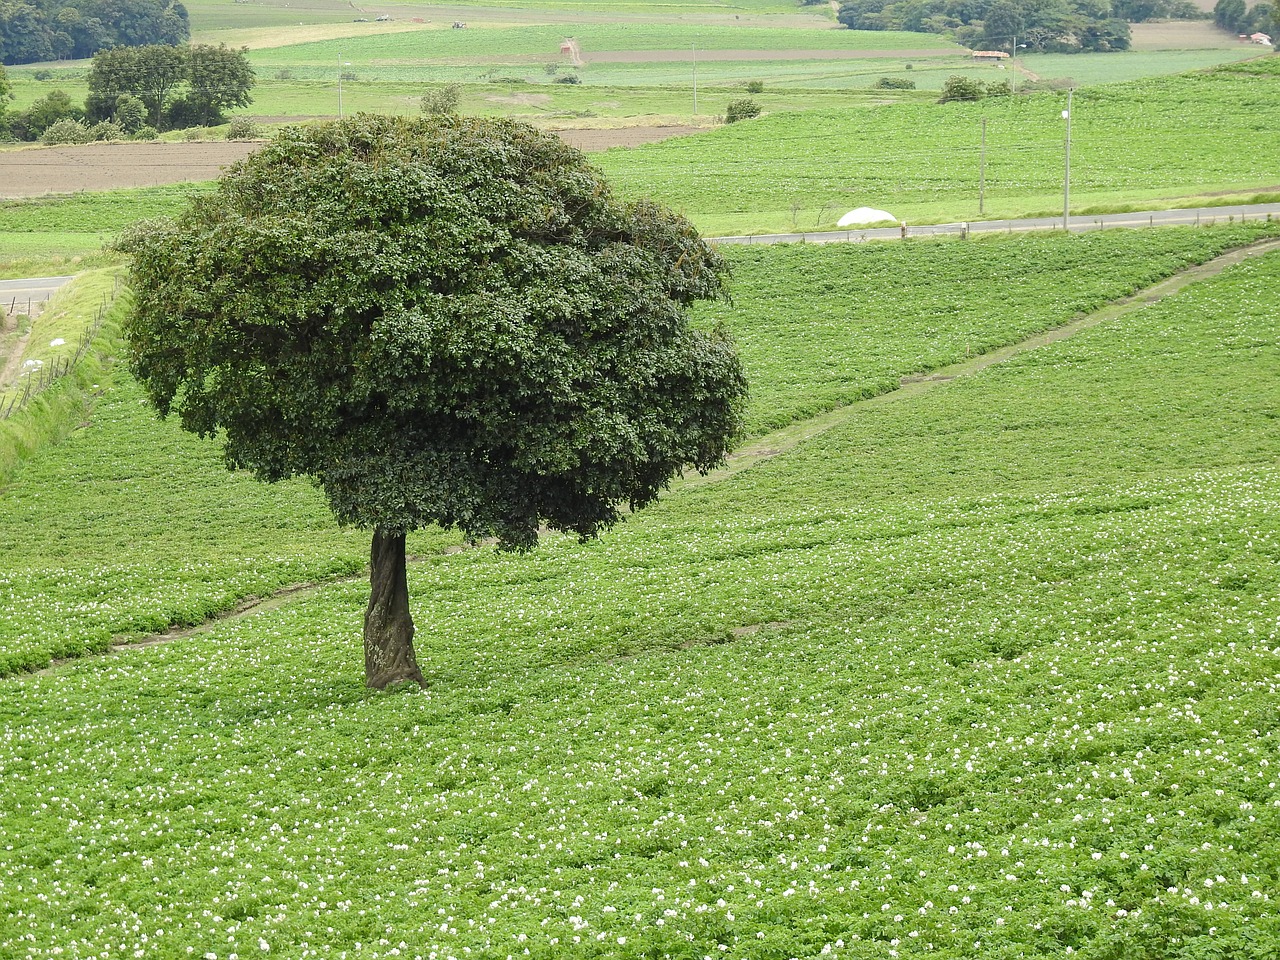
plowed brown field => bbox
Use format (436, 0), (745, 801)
(0, 125), (704, 199)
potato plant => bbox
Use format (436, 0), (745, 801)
(0, 241), (1277, 959)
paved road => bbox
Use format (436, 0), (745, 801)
(712, 202), (1280, 245)
(0, 275), (74, 311)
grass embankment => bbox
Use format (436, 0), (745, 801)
(0, 270), (121, 484)
(1, 230), (1278, 958)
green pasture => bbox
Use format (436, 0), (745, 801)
(0, 187), (210, 274)
(592, 62), (1280, 234)
(186, 0), (823, 37)
(249, 24), (949, 67)
(2, 231), (1279, 957)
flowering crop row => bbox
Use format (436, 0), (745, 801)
(1, 225), (1271, 676)
(0, 243), (1277, 957)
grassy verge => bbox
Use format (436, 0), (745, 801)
(0, 270), (122, 484)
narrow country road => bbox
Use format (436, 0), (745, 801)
(711, 202), (1280, 245)
(0, 275), (74, 311)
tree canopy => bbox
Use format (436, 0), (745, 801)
(87, 42), (253, 129)
(0, 0), (188, 65)
(837, 0), (1133, 53)
(121, 115), (748, 689)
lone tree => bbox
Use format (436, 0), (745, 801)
(122, 115), (747, 690)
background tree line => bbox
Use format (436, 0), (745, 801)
(0, 43), (253, 141)
(0, 0), (188, 65)
(835, 0), (1151, 52)
(1213, 0), (1275, 36)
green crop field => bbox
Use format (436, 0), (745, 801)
(185, 0), (812, 36)
(3, 223), (1274, 676)
(4, 60), (1279, 256)
(2, 226), (1278, 957)
(593, 61), (1280, 234)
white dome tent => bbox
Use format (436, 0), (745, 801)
(837, 206), (898, 227)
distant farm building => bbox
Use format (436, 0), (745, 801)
(971, 50), (1010, 60)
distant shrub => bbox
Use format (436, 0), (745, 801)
(724, 97), (762, 123)
(132, 125), (159, 141)
(226, 116), (258, 140)
(340, 70), (358, 81)
(873, 76), (916, 89)
(420, 83), (462, 115)
(183, 127), (205, 141)
(1021, 76), (1077, 91)
(986, 79), (1013, 97)
(274, 69), (295, 80)
(33, 69), (54, 81)
(552, 73), (581, 84)
(745, 80), (765, 93)
(13, 89), (83, 140)
(114, 94), (146, 134)
(41, 118), (91, 144)
(938, 75), (986, 102)
(89, 120), (124, 141)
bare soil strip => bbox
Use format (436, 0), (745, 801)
(23, 237), (1280, 675)
(0, 127), (704, 199)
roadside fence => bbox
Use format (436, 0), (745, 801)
(1, 279), (118, 421)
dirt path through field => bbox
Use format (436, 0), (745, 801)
(25, 235), (1280, 675)
(705, 236), (1280, 482)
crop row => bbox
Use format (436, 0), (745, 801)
(1, 243), (1277, 958)
(1, 224), (1273, 675)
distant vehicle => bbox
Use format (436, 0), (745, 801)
(375, 14), (392, 20)
(353, 16), (368, 20)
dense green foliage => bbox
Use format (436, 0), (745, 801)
(1, 235), (1278, 957)
(1214, 0), (1274, 36)
(123, 114), (746, 553)
(837, 0), (1132, 53)
(0, 0), (187, 65)
(85, 42), (254, 131)
(724, 96), (762, 122)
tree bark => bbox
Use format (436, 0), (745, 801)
(364, 529), (425, 690)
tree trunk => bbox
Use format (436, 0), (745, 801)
(364, 529), (425, 690)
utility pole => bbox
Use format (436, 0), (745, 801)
(979, 116), (987, 215)
(692, 44), (698, 115)
(1062, 88), (1073, 230)
(338, 53), (344, 118)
